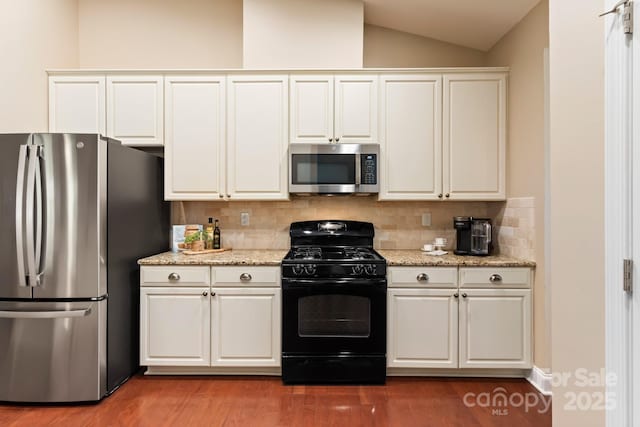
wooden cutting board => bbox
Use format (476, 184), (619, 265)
(182, 248), (232, 255)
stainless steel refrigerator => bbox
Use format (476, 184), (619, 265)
(0, 133), (169, 403)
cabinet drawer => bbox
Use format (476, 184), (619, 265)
(388, 267), (457, 288)
(213, 267), (280, 286)
(141, 266), (211, 287)
(459, 267), (531, 289)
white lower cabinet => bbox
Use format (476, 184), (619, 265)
(210, 287), (281, 367)
(140, 286), (211, 366)
(387, 266), (532, 372)
(387, 289), (458, 368)
(140, 266), (281, 371)
(458, 289), (532, 369)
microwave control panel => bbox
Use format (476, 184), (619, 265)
(361, 154), (377, 185)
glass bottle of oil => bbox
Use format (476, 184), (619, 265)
(205, 218), (214, 249)
(213, 219), (221, 249)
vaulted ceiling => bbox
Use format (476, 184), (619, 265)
(363, 0), (541, 51)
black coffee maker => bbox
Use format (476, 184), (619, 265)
(453, 217), (492, 256)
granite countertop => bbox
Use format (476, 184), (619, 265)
(138, 250), (288, 266)
(139, 249), (534, 268)
(378, 250), (536, 268)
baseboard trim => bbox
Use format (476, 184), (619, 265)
(526, 365), (552, 396)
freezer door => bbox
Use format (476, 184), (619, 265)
(0, 134), (33, 299)
(0, 300), (107, 402)
(32, 134), (107, 299)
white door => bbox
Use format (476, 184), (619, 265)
(458, 288), (531, 369)
(210, 287), (281, 367)
(604, 2), (637, 424)
(164, 76), (225, 200)
(227, 75), (289, 200)
(140, 287), (211, 366)
(290, 75), (334, 144)
(387, 288), (458, 368)
(48, 75), (106, 134)
(106, 75), (164, 146)
(334, 75), (378, 144)
(443, 73), (506, 200)
(378, 75), (442, 200)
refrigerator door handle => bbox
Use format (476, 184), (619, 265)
(34, 148), (43, 276)
(24, 146), (39, 287)
(14, 144), (28, 287)
(0, 306), (93, 319)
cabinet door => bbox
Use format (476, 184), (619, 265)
(164, 76), (225, 200)
(211, 287), (281, 367)
(443, 73), (506, 200)
(334, 75), (378, 144)
(378, 75), (442, 200)
(106, 75), (163, 146)
(387, 289), (458, 368)
(459, 289), (531, 369)
(48, 75), (106, 134)
(290, 75), (334, 144)
(140, 287), (211, 366)
(227, 75), (289, 200)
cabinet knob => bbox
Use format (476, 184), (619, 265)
(335, 137), (340, 143)
(438, 193), (443, 199)
(211, 292), (216, 296)
(489, 274), (503, 283)
(445, 193), (450, 198)
(329, 138), (334, 143)
(202, 291), (208, 297)
(168, 273), (180, 281)
(219, 194), (224, 199)
(227, 194), (231, 198)
(462, 293), (467, 298)
(453, 293), (459, 298)
(240, 273), (252, 282)
(416, 273), (429, 282)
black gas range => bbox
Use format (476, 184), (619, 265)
(281, 220), (387, 385)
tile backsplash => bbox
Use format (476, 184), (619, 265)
(172, 197), (501, 250)
(489, 197), (536, 261)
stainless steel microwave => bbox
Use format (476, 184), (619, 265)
(289, 144), (379, 194)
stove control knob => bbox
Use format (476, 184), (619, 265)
(352, 264), (364, 275)
(304, 264), (317, 275)
(292, 265), (304, 275)
(364, 264), (376, 275)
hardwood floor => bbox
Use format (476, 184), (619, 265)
(0, 375), (551, 427)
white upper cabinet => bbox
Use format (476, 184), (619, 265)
(443, 73), (506, 200)
(227, 75), (289, 200)
(290, 74), (378, 144)
(379, 75), (442, 200)
(106, 75), (164, 146)
(164, 75), (226, 200)
(49, 75), (106, 135)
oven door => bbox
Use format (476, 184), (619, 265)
(282, 278), (386, 355)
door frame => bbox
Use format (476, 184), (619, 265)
(604, 1), (635, 425)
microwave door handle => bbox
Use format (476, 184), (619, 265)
(14, 145), (28, 287)
(24, 146), (38, 287)
(355, 154), (361, 186)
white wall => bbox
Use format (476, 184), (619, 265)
(364, 24), (485, 68)
(243, 0), (363, 68)
(0, 0), (78, 132)
(549, 0), (605, 424)
(78, 0), (242, 68)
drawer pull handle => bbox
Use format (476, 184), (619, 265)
(489, 274), (503, 283)
(202, 291), (208, 297)
(416, 273), (429, 282)
(240, 273), (252, 282)
(168, 273), (180, 281)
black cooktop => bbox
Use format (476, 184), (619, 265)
(285, 246), (384, 262)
